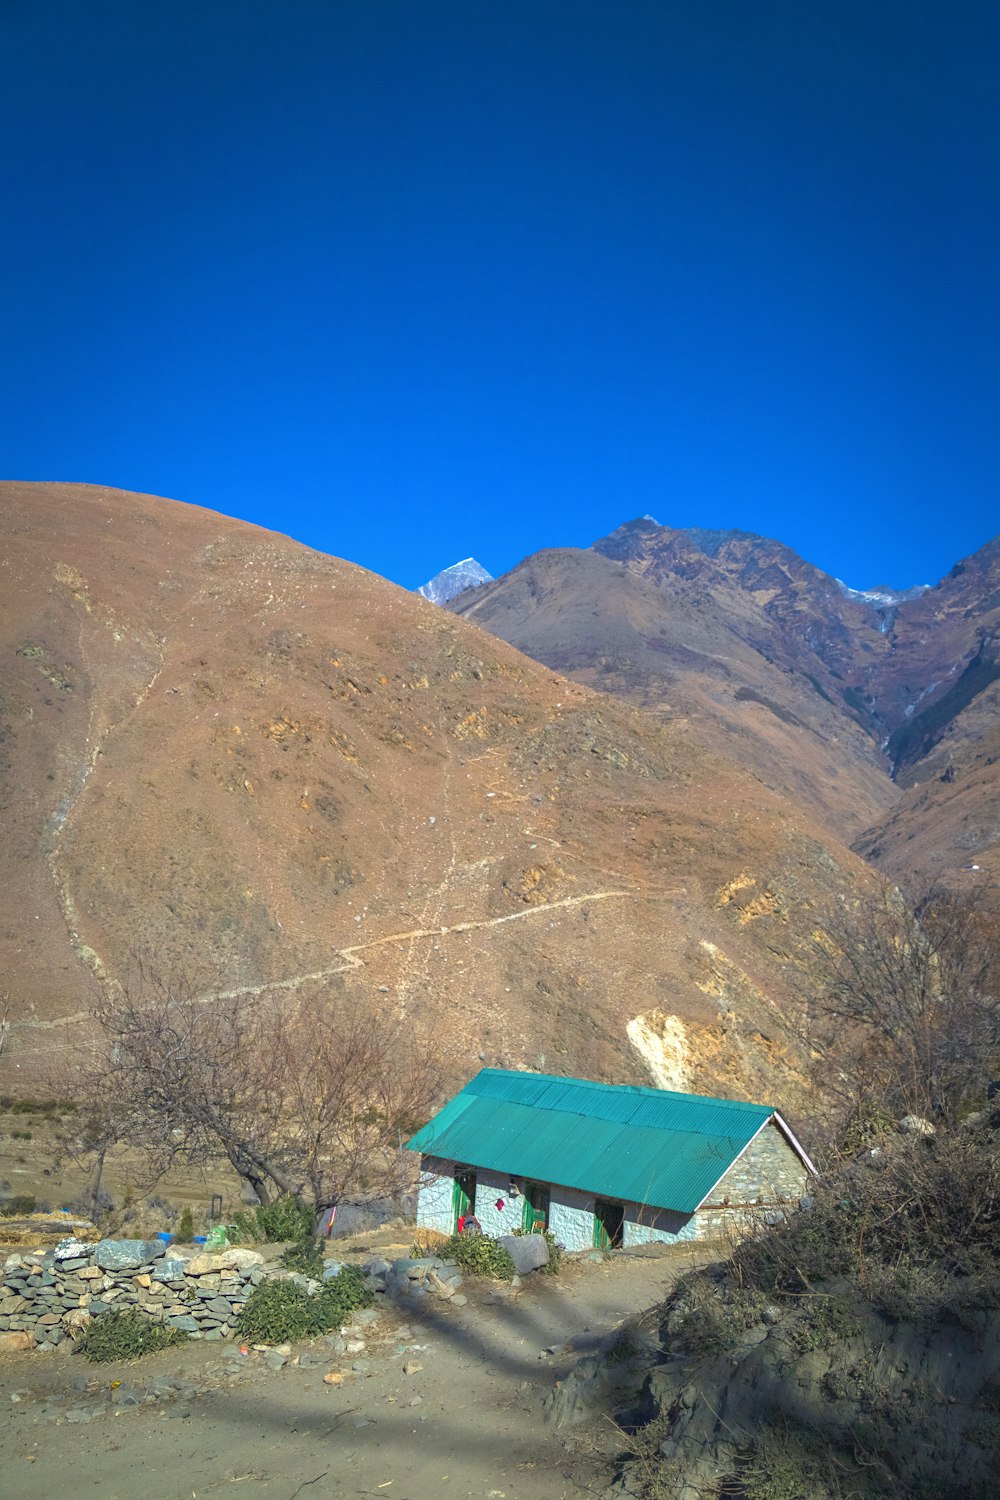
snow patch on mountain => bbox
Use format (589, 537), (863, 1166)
(417, 557), (493, 605)
(836, 580), (931, 606)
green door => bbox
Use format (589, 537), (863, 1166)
(452, 1168), (476, 1232)
(522, 1182), (550, 1233)
(593, 1198), (624, 1250)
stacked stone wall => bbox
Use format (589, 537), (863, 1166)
(0, 1238), (266, 1352)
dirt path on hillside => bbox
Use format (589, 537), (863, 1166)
(0, 1247), (709, 1500)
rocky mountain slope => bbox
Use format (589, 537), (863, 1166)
(450, 517), (1000, 892)
(854, 536), (1000, 891)
(1, 483), (878, 1112)
(451, 522), (898, 842)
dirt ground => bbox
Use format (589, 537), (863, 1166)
(0, 1244), (710, 1500)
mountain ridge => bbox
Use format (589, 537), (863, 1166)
(449, 515), (1000, 894)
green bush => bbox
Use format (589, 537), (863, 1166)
(176, 1206), (195, 1243)
(281, 1237), (326, 1277)
(441, 1233), (515, 1280)
(229, 1194), (315, 1245)
(80, 1309), (186, 1363)
(236, 1265), (373, 1343)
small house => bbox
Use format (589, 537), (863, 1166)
(407, 1068), (815, 1250)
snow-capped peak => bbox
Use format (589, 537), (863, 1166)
(835, 580), (931, 607)
(417, 557), (493, 605)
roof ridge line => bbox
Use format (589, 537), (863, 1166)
(472, 1066), (774, 1112)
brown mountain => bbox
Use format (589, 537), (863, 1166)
(453, 521), (898, 843)
(1, 482), (879, 1115)
(450, 517), (1000, 896)
(853, 536), (1000, 891)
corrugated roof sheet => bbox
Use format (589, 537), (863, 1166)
(407, 1069), (778, 1214)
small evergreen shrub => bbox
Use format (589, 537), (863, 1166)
(80, 1309), (186, 1363)
(441, 1233), (515, 1280)
(176, 1205), (195, 1243)
(236, 1278), (314, 1341)
(230, 1194), (315, 1245)
(311, 1264), (374, 1327)
(281, 1237), (326, 1277)
(236, 1265), (373, 1343)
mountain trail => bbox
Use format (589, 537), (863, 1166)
(195, 885), (686, 1005)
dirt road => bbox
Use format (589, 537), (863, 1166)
(0, 1246), (706, 1500)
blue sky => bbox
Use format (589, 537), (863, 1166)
(2, 2), (997, 592)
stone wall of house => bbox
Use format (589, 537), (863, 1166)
(692, 1120), (810, 1240)
(702, 1123), (808, 1209)
(0, 1238), (267, 1352)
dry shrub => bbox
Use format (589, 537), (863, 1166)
(663, 1114), (1000, 1358)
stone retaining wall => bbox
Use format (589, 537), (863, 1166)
(0, 1238), (267, 1352)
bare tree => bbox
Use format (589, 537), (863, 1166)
(806, 883), (1000, 1132)
(70, 959), (442, 1218)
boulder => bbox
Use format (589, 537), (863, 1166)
(0, 1330), (35, 1352)
(498, 1233), (549, 1274)
(392, 1257), (441, 1279)
(324, 1199), (392, 1238)
(94, 1239), (166, 1272)
(222, 1248), (265, 1271)
(899, 1115), (936, 1137)
(53, 1240), (93, 1263)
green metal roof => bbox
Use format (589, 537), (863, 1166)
(407, 1069), (782, 1214)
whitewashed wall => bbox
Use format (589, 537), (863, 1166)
(549, 1185), (598, 1251)
(469, 1167), (524, 1238)
(416, 1156), (456, 1234)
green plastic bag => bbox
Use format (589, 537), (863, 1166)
(205, 1224), (229, 1251)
